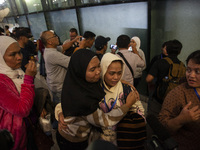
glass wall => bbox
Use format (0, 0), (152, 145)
(79, 2), (148, 54)
(17, 15), (28, 27)
(15, 0), (25, 15)
(151, 0), (200, 63)
(25, 0), (43, 13)
(46, 9), (79, 43)
(47, 0), (75, 10)
(27, 13), (47, 39)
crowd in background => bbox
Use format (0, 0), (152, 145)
(0, 25), (200, 150)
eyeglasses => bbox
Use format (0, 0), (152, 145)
(46, 35), (57, 40)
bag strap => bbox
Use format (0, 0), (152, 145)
(117, 52), (134, 78)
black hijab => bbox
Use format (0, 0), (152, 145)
(61, 49), (105, 117)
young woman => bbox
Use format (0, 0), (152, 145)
(159, 50), (200, 150)
(99, 53), (146, 147)
(55, 49), (137, 150)
(0, 36), (37, 150)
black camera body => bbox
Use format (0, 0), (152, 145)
(0, 129), (14, 150)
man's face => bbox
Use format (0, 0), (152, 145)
(70, 32), (77, 41)
(47, 32), (59, 47)
(86, 37), (95, 48)
(162, 46), (168, 56)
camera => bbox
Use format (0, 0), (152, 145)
(128, 46), (132, 51)
(110, 44), (118, 50)
(80, 37), (84, 41)
(0, 129), (14, 150)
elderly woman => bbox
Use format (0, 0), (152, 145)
(0, 36), (37, 150)
(159, 50), (200, 150)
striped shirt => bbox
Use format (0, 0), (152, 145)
(55, 103), (129, 142)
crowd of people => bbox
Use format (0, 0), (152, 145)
(0, 25), (200, 150)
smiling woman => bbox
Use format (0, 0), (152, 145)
(0, 36), (37, 150)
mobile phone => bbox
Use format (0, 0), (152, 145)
(110, 44), (117, 50)
(128, 46), (132, 51)
(80, 37), (84, 41)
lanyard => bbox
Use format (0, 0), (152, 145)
(194, 88), (200, 101)
(102, 84), (118, 112)
(161, 53), (163, 59)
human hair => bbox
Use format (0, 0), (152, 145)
(83, 31), (96, 40)
(69, 28), (78, 34)
(40, 31), (50, 46)
(112, 60), (123, 68)
(5, 25), (9, 30)
(166, 39), (182, 56)
(116, 35), (130, 49)
(186, 50), (200, 65)
(162, 41), (170, 48)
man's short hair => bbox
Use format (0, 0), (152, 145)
(162, 41), (170, 48)
(69, 28), (78, 34)
(40, 31), (50, 46)
(5, 25), (9, 30)
(83, 31), (96, 40)
(117, 35), (130, 49)
(15, 28), (32, 40)
(166, 39), (182, 56)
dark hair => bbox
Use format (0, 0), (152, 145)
(162, 41), (170, 48)
(40, 31), (49, 46)
(83, 31), (96, 40)
(69, 28), (78, 34)
(5, 25), (9, 30)
(186, 50), (200, 65)
(112, 60), (123, 67)
(117, 35), (130, 49)
(166, 39), (182, 56)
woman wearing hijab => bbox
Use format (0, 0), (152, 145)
(131, 36), (146, 87)
(0, 36), (37, 150)
(99, 53), (146, 147)
(55, 49), (137, 150)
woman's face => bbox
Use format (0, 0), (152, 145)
(85, 57), (101, 83)
(104, 61), (123, 89)
(3, 42), (23, 69)
(186, 59), (200, 88)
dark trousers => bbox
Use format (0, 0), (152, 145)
(56, 131), (88, 150)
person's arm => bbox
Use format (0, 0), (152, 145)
(0, 61), (36, 117)
(163, 101), (200, 132)
(56, 90), (137, 129)
(146, 74), (155, 83)
(61, 36), (82, 53)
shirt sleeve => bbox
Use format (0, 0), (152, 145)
(55, 103), (130, 127)
(84, 105), (129, 127)
(0, 75), (35, 117)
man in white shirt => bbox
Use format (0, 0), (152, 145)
(116, 34), (145, 85)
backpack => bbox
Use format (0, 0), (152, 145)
(157, 57), (186, 100)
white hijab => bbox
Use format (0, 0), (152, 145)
(131, 36), (141, 51)
(0, 36), (25, 93)
(100, 53), (125, 107)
